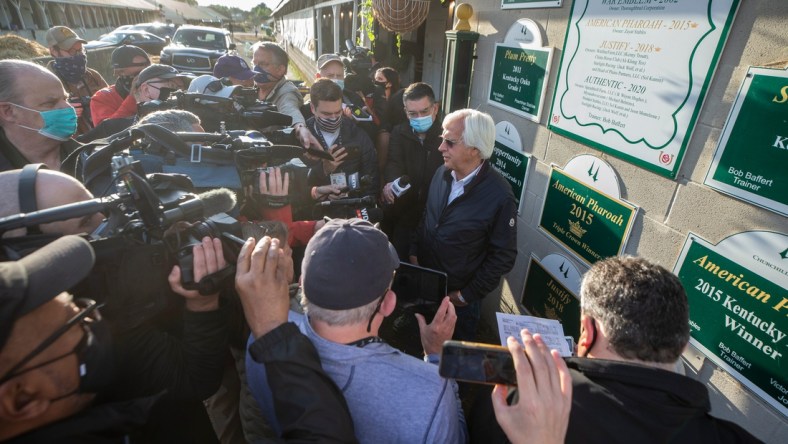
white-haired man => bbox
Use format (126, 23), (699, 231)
(411, 109), (518, 341)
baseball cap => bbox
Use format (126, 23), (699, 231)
(135, 64), (192, 88)
(111, 45), (151, 69)
(302, 218), (399, 310)
(214, 55), (255, 80)
(45, 26), (87, 50)
(188, 75), (239, 99)
(317, 53), (343, 70)
(0, 236), (95, 351)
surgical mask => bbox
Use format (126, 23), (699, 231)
(116, 75), (134, 98)
(11, 103), (77, 141)
(316, 115), (342, 133)
(331, 79), (345, 90)
(53, 52), (87, 84)
(253, 65), (281, 84)
(409, 115), (433, 133)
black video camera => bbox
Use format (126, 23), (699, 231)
(137, 89), (292, 133)
(0, 160), (243, 332)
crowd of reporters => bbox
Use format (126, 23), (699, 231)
(0, 25), (762, 443)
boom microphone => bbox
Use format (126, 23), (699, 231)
(0, 198), (110, 233)
(162, 188), (237, 225)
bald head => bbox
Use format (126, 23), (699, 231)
(0, 169), (103, 237)
(0, 60), (59, 104)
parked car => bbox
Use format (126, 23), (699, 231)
(159, 25), (235, 75)
(85, 31), (167, 54)
(128, 22), (177, 40)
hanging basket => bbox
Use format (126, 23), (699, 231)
(372, 0), (431, 33)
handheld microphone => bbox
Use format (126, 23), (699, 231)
(391, 176), (411, 197)
(316, 196), (377, 207)
(354, 207), (384, 224)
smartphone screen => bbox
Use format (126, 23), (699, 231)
(439, 340), (516, 386)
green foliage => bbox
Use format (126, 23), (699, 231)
(251, 3), (273, 20)
(358, 0), (375, 45)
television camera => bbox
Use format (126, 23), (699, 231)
(137, 88), (293, 134)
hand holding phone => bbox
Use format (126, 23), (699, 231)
(439, 340), (516, 386)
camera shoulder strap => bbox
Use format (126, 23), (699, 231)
(19, 163), (47, 235)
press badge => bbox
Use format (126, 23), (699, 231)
(330, 172), (347, 188)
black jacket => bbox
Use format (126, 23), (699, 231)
(0, 127), (80, 174)
(469, 358), (762, 444)
(412, 161), (518, 302)
(248, 322), (358, 443)
(383, 118), (444, 229)
(305, 117), (379, 198)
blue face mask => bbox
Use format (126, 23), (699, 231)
(409, 114), (433, 133)
(331, 79), (345, 90)
(253, 65), (281, 84)
(12, 103), (78, 141)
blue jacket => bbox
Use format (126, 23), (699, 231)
(412, 161), (518, 302)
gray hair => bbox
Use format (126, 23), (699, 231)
(138, 109), (200, 132)
(580, 256), (690, 363)
(302, 294), (381, 327)
(251, 41), (288, 67)
(0, 60), (54, 104)
(445, 109), (495, 159)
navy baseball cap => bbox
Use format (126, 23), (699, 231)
(302, 218), (399, 310)
(214, 55), (255, 80)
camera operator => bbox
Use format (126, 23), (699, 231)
(303, 79), (379, 204)
(0, 60), (80, 173)
(90, 45), (152, 126)
(44, 26), (108, 136)
(0, 166), (232, 441)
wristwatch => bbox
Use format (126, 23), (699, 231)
(457, 292), (467, 304)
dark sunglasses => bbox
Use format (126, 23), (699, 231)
(441, 136), (462, 148)
(0, 299), (101, 385)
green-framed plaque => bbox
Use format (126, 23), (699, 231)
(502, 0), (562, 11)
(673, 231), (787, 417)
(491, 121), (531, 210)
(704, 67), (788, 217)
(539, 166), (637, 265)
(521, 255), (582, 341)
(488, 44), (553, 122)
(548, 0), (741, 178)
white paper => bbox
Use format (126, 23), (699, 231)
(496, 312), (572, 357)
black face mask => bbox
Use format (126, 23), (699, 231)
(116, 75), (134, 98)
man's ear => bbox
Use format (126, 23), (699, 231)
(0, 379), (50, 422)
(0, 102), (17, 123)
(380, 289), (396, 317)
(577, 314), (595, 354)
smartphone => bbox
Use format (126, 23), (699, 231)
(333, 145), (361, 160)
(439, 340), (516, 386)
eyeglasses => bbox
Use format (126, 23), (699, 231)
(441, 136), (462, 148)
(0, 299), (101, 385)
(58, 46), (85, 57)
